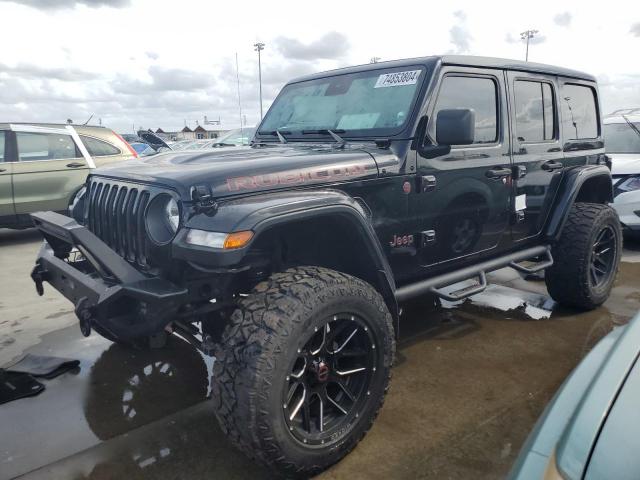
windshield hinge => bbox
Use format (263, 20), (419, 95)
(191, 184), (218, 216)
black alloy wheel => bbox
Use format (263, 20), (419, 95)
(283, 314), (376, 446)
(589, 225), (617, 288)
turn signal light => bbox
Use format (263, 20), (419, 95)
(223, 230), (254, 249)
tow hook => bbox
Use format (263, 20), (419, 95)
(74, 296), (93, 337)
(30, 264), (48, 296)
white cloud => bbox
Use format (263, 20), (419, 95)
(554, 12), (572, 27)
(0, 0), (637, 131)
(449, 10), (472, 54)
(273, 32), (349, 61)
(0, 0), (130, 9)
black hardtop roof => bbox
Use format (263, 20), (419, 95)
(289, 55), (595, 84)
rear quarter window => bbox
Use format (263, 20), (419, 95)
(561, 84), (599, 140)
(80, 136), (121, 156)
(0, 131), (4, 161)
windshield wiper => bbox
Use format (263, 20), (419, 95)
(301, 129), (347, 148)
(622, 115), (640, 139)
(258, 129), (290, 144)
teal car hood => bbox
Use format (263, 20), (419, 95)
(508, 313), (640, 479)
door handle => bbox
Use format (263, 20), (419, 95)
(485, 167), (512, 179)
(66, 162), (85, 168)
(0, 168), (6, 173)
(541, 160), (564, 172)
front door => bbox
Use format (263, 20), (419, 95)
(11, 130), (90, 218)
(506, 72), (564, 242)
(412, 67), (512, 270)
(0, 131), (16, 226)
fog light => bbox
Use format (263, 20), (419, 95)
(185, 229), (253, 249)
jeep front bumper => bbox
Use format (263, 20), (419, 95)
(30, 211), (187, 341)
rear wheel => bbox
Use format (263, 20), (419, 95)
(212, 266), (395, 477)
(545, 203), (622, 309)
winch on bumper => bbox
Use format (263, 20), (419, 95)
(30, 211), (187, 340)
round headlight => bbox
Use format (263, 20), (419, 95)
(165, 197), (179, 232)
(146, 194), (181, 245)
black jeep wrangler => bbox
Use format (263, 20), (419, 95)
(30, 55), (621, 477)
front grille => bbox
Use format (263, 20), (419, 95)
(85, 179), (151, 267)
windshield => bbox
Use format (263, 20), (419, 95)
(604, 121), (640, 153)
(217, 127), (256, 145)
(258, 66), (425, 139)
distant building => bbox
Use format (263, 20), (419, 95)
(151, 124), (227, 141)
(181, 126), (194, 140)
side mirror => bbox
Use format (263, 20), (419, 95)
(435, 109), (475, 146)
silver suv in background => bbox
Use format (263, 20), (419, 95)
(0, 123), (137, 229)
(604, 113), (640, 238)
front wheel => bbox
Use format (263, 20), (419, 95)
(212, 266), (395, 477)
(545, 203), (622, 309)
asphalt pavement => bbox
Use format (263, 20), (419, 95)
(1, 228), (639, 479)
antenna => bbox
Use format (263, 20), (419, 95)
(254, 42), (265, 120)
(236, 52), (244, 135)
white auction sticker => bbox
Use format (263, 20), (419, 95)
(374, 70), (421, 88)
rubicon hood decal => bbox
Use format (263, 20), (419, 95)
(226, 163), (368, 192)
(93, 145), (381, 199)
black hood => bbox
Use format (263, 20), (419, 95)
(93, 144), (384, 199)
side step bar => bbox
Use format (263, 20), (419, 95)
(395, 245), (552, 303)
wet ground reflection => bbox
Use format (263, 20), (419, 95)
(84, 337), (210, 440)
(3, 258), (638, 480)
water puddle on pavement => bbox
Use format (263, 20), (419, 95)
(1, 258), (638, 480)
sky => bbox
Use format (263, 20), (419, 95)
(0, 0), (638, 134)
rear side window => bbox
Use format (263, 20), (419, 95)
(0, 131), (4, 161)
(16, 132), (81, 161)
(561, 84), (599, 139)
(514, 80), (555, 142)
(430, 75), (498, 144)
(80, 136), (121, 156)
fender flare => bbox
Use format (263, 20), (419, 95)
(545, 165), (613, 241)
(176, 190), (400, 328)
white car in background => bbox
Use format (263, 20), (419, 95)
(604, 113), (640, 239)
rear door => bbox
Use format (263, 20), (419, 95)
(506, 72), (564, 242)
(11, 126), (91, 216)
(0, 130), (16, 225)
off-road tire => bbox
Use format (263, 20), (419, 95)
(545, 203), (622, 309)
(212, 266), (395, 477)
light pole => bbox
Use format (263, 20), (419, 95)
(520, 29), (538, 61)
(254, 42), (265, 120)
